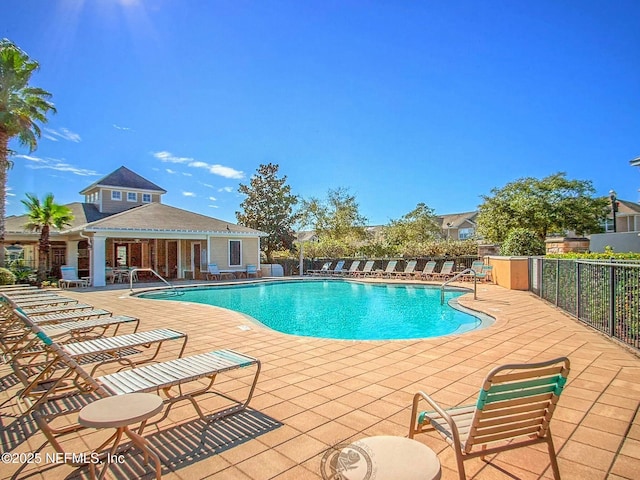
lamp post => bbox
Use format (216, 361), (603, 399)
(446, 222), (453, 240)
(609, 190), (618, 233)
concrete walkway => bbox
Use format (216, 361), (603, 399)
(1, 279), (638, 479)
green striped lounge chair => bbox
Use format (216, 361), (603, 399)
(409, 357), (570, 480)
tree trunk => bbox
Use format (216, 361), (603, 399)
(0, 131), (9, 269)
(37, 225), (50, 284)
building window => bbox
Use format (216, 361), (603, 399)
(127, 192), (137, 202)
(458, 228), (475, 240)
(142, 193), (152, 203)
(229, 240), (242, 267)
(111, 191), (122, 201)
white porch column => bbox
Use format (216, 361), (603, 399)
(65, 241), (79, 269)
(93, 236), (107, 287)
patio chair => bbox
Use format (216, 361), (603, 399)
(21, 315), (261, 459)
(308, 261), (331, 276)
(393, 260), (417, 279)
(59, 266), (89, 289)
(342, 260), (361, 276)
(409, 357), (570, 480)
(352, 260), (375, 277)
(246, 264), (259, 278)
(326, 260), (346, 275)
(432, 260), (455, 281)
(477, 265), (493, 283)
(206, 263), (221, 280)
(419, 261), (437, 280)
(374, 260), (397, 278)
(461, 260), (486, 282)
(12, 323), (188, 411)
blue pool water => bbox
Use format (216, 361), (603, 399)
(138, 280), (484, 340)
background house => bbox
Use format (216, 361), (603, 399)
(5, 166), (266, 286)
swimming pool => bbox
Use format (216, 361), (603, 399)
(138, 280), (489, 340)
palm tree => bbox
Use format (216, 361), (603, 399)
(21, 193), (73, 284)
(0, 39), (56, 267)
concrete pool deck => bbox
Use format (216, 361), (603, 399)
(1, 278), (639, 479)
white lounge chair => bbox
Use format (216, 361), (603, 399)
(59, 266), (89, 289)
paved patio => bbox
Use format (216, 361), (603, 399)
(1, 279), (639, 479)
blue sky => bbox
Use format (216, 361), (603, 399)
(3, 0), (640, 225)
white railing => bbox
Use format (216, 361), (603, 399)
(441, 268), (478, 305)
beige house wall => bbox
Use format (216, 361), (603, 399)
(100, 189), (162, 214)
(208, 236), (260, 269)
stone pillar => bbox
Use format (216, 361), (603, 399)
(93, 236), (107, 287)
(545, 237), (590, 254)
(65, 241), (79, 269)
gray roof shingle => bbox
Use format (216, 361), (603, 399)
(79, 166), (166, 194)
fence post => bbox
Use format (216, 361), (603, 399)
(609, 264), (616, 338)
(556, 258), (560, 307)
(576, 261), (581, 320)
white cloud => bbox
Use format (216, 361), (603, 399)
(208, 196), (217, 201)
(154, 151), (191, 164)
(152, 151), (244, 179)
(166, 169), (177, 174)
(208, 205), (220, 208)
(19, 155), (100, 176)
(183, 172), (192, 177)
(44, 127), (81, 143)
(182, 191), (196, 197)
(43, 134), (58, 142)
(113, 124), (133, 131)
(15, 154), (44, 163)
(218, 186), (233, 193)
(6, 187), (15, 197)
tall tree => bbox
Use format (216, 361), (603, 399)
(300, 187), (368, 241)
(22, 193), (73, 284)
(0, 39), (56, 267)
(299, 187), (368, 257)
(384, 203), (442, 247)
(477, 172), (609, 243)
(236, 163), (298, 263)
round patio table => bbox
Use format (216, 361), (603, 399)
(337, 435), (441, 480)
(78, 393), (163, 480)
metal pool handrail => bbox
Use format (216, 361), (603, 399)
(441, 268), (477, 305)
(129, 268), (181, 295)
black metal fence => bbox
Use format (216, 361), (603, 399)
(530, 258), (640, 351)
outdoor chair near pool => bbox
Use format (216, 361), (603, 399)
(461, 260), (486, 282)
(341, 260), (361, 276)
(308, 261), (331, 276)
(477, 265), (493, 283)
(419, 261), (437, 280)
(374, 260), (397, 278)
(12, 315), (188, 414)
(409, 357), (570, 480)
(393, 259), (417, 279)
(14, 310), (261, 446)
(351, 260), (375, 277)
(206, 263), (222, 280)
(326, 260), (346, 275)
(432, 260), (455, 281)
(59, 266), (89, 289)
(246, 264), (259, 278)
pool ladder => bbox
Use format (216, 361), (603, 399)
(441, 268), (478, 305)
(129, 268), (182, 296)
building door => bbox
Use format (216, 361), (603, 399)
(166, 241), (178, 279)
(192, 243), (202, 279)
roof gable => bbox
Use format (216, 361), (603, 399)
(79, 166), (166, 194)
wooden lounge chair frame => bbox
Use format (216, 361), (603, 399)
(409, 357), (570, 480)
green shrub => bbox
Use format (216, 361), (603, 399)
(501, 228), (545, 256)
(0, 268), (17, 285)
